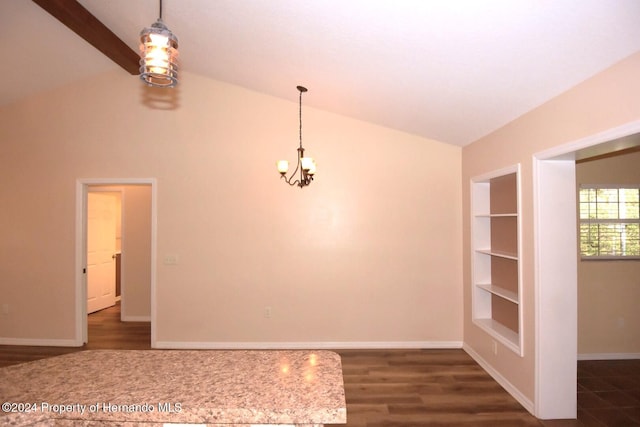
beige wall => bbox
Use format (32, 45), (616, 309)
(120, 185), (152, 321)
(463, 52), (640, 404)
(0, 71), (462, 346)
(576, 150), (640, 356)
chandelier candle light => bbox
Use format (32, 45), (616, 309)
(277, 86), (317, 188)
(139, 0), (179, 88)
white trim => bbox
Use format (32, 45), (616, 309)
(154, 341), (463, 350)
(75, 178), (157, 348)
(121, 315), (152, 322)
(150, 182), (158, 348)
(579, 184), (640, 189)
(532, 158), (577, 419)
(74, 180), (86, 344)
(471, 164), (520, 183)
(463, 343), (534, 414)
(533, 120), (640, 160)
(0, 337), (81, 347)
(578, 352), (640, 360)
(532, 119), (640, 420)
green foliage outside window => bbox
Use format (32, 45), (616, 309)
(579, 187), (640, 258)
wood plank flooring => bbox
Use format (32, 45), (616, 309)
(0, 302), (151, 368)
(332, 348), (547, 426)
(0, 303), (610, 426)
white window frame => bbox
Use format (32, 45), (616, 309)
(579, 184), (640, 260)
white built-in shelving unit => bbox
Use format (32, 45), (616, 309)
(471, 164), (523, 356)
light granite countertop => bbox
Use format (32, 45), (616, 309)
(0, 349), (346, 426)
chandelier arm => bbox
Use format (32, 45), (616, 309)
(282, 156), (302, 186)
(281, 175), (300, 186)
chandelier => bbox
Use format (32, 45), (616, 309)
(139, 0), (179, 88)
(277, 86), (316, 188)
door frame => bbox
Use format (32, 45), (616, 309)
(533, 119), (640, 418)
(75, 178), (157, 346)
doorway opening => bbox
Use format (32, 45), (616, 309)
(533, 120), (640, 419)
(87, 190), (120, 314)
(75, 179), (157, 347)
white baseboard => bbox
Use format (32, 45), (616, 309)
(463, 343), (535, 415)
(121, 315), (151, 322)
(578, 352), (640, 360)
(154, 340), (463, 350)
(0, 337), (82, 347)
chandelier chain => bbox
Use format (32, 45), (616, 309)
(299, 89), (303, 149)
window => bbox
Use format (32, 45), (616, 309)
(579, 186), (640, 258)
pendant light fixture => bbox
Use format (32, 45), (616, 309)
(139, 0), (179, 88)
(277, 86), (316, 188)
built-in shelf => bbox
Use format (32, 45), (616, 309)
(476, 284), (519, 304)
(471, 164), (523, 356)
(474, 318), (520, 353)
(475, 213), (518, 218)
(475, 249), (518, 260)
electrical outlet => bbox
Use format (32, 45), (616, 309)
(492, 340), (498, 355)
(1, 304), (8, 315)
(264, 306), (272, 318)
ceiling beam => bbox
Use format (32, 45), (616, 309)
(32, 0), (139, 75)
(576, 144), (640, 164)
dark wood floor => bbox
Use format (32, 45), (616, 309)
(2, 303), (637, 426)
(0, 302), (152, 367)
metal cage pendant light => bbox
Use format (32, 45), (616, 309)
(139, 0), (179, 88)
(277, 86), (316, 188)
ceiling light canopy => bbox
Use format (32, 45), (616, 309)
(139, 0), (179, 88)
(277, 86), (316, 188)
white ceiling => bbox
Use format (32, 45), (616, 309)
(2, 0), (640, 147)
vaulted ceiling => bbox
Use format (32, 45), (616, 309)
(2, 0), (640, 147)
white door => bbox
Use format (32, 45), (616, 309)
(87, 192), (118, 314)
